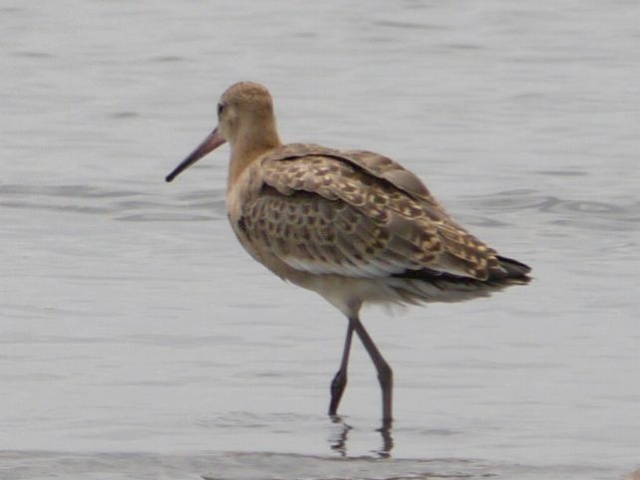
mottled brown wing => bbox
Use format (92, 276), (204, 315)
(240, 188), (437, 278)
(247, 149), (502, 280)
(263, 143), (437, 203)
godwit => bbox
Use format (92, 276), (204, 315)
(166, 81), (531, 424)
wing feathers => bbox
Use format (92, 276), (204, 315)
(239, 148), (513, 280)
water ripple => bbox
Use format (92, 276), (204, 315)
(0, 183), (226, 221)
(467, 190), (640, 231)
(0, 450), (620, 480)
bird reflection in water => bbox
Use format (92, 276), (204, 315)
(329, 416), (394, 458)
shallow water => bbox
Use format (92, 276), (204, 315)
(2, 1), (639, 479)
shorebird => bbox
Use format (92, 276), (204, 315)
(166, 81), (531, 424)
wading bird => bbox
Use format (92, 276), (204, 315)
(166, 81), (531, 425)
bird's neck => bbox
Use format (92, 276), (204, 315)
(227, 120), (282, 189)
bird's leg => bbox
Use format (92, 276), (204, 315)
(328, 322), (354, 416)
(349, 315), (393, 423)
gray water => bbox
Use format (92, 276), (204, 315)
(2, 1), (639, 479)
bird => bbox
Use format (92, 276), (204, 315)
(165, 81), (531, 425)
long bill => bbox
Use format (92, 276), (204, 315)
(165, 127), (227, 182)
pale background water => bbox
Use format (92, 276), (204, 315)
(2, 1), (639, 479)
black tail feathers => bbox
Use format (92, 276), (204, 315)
(494, 255), (531, 281)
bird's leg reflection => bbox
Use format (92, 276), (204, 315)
(328, 416), (394, 458)
(329, 415), (351, 456)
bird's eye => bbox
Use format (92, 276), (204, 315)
(217, 103), (224, 116)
